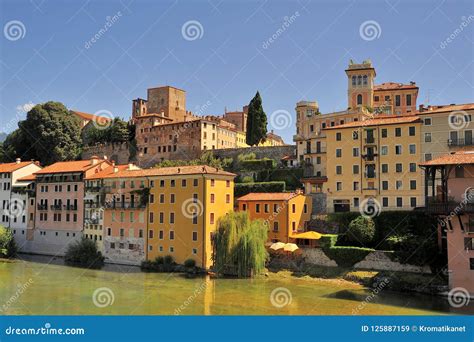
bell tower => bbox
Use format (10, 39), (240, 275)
(345, 59), (376, 110)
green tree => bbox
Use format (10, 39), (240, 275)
(64, 237), (104, 269)
(153, 151), (232, 170)
(213, 211), (268, 277)
(0, 225), (17, 258)
(246, 91), (267, 146)
(83, 117), (132, 146)
(5, 102), (83, 165)
(347, 216), (376, 246)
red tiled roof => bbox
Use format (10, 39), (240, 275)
(86, 164), (131, 180)
(324, 115), (420, 129)
(97, 165), (236, 179)
(374, 82), (418, 91)
(0, 161), (37, 173)
(416, 103), (474, 115)
(35, 159), (110, 175)
(237, 192), (300, 201)
(71, 110), (111, 123)
(18, 173), (36, 181)
(135, 113), (173, 121)
(419, 151), (474, 166)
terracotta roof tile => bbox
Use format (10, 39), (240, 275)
(416, 103), (474, 115)
(86, 164), (131, 179)
(18, 173), (36, 181)
(71, 110), (111, 123)
(374, 82), (418, 91)
(324, 115), (420, 129)
(0, 161), (37, 173)
(97, 165), (236, 179)
(237, 192), (300, 201)
(419, 151), (474, 166)
(35, 159), (110, 175)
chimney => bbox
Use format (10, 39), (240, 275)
(419, 104), (424, 111)
(90, 156), (99, 165)
(15, 158), (21, 164)
(128, 163), (133, 170)
(103, 155), (108, 160)
(114, 166), (118, 173)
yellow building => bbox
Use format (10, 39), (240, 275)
(147, 165), (235, 269)
(325, 116), (423, 212)
(237, 192), (312, 243)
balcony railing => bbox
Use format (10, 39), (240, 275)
(448, 138), (474, 147)
(50, 204), (62, 211)
(365, 137), (376, 144)
(63, 204), (78, 211)
(37, 204), (47, 210)
(85, 202), (102, 208)
(85, 186), (102, 192)
(104, 202), (146, 209)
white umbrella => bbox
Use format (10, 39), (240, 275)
(269, 242), (285, 250)
(283, 243), (299, 252)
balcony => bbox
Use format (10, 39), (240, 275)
(104, 202), (146, 209)
(448, 138), (474, 147)
(364, 137), (376, 144)
(85, 186), (102, 192)
(85, 202), (102, 208)
(364, 172), (376, 179)
(50, 204), (62, 211)
(37, 204), (47, 210)
(63, 204), (78, 211)
(362, 153), (378, 162)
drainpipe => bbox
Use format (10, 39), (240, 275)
(202, 173), (206, 269)
(145, 176), (149, 261)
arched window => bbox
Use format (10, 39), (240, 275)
(363, 75), (368, 85)
(352, 76), (356, 86)
(357, 75), (362, 85)
(357, 94), (363, 105)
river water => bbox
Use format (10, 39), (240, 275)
(0, 255), (470, 315)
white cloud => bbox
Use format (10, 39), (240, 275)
(16, 102), (35, 114)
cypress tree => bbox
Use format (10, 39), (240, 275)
(246, 91), (267, 146)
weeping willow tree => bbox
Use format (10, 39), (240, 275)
(213, 212), (268, 277)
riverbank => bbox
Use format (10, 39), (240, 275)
(266, 258), (448, 296)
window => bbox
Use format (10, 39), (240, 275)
(381, 164), (388, 173)
(382, 181), (388, 190)
(169, 231), (175, 240)
(336, 182), (342, 191)
(192, 231), (198, 241)
(211, 179), (215, 187)
(395, 95), (400, 107)
(149, 212), (154, 223)
(396, 197), (403, 208)
(242, 204), (247, 211)
(150, 194), (155, 204)
(409, 144), (416, 154)
(353, 165), (359, 174)
(226, 180), (230, 188)
(396, 163), (403, 173)
(381, 129), (387, 138)
(336, 132), (342, 141)
(193, 179), (198, 187)
(292, 204), (296, 214)
(170, 180), (175, 187)
(395, 128), (401, 137)
(256, 204), (260, 213)
(395, 145), (402, 155)
(336, 165), (342, 175)
(374, 96), (379, 102)
(353, 182), (359, 191)
(226, 194), (230, 204)
(382, 197), (388, 207)
(170, 194), (175, 203)
(159, 212), (164, 224)
(381, 146), (388, 155)
(353, 148), (359, 157)
(169, 212), (175, 224)
(409, 163), (417, 172)
(406, 94), (412, 106)
(425, 153), (432, 162)
(353, 131), (359, 140)
(336, 149), (342, 158)
(410, 180), (416, 190)
(395, 180), (402, 190)
(357, 94), (362, 105)
(210, 213), (215, 224)
(149, 230), (154, 238)
(409, 126), (416, 136)
(354, 198), (359, 207)
(423, 118), (432, 126)
(424, 133), (431, 142)
(455, 166), (464, 178)
(210, 194), (215, 203)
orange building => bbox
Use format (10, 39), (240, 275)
(237, 192), (312, 244)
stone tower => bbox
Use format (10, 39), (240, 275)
(345, 59), (376, 110)
(146, 86), (187, 122)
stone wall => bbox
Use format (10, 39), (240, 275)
(82, 142), (132, 165)
(103, 237), (145, 266)
(211, 145), (296, 162)
(301, 248), (431, 274)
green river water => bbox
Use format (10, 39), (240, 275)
(0, 255), (470, 315)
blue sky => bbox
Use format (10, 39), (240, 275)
(0, 0), (473, 143)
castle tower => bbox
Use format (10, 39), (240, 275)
(132, 98), (147, 121)
(146, 86), (187, 122)
(345, 59), (376, 110)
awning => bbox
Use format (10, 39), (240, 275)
(290, 231), (322, 240)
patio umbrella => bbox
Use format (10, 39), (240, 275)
(283, 243), (299, 252)
(269, 242), (285, 250)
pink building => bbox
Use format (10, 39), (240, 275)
(27, 157), (112, 255)
(421, 151), (474, 295)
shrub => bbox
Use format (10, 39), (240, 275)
(184, 259), (196, 268)
(241, 176), (254, 183)
(234, 182), (285, 198)
(154, 256), (164, 265)
(241, 159), (275, 171)
(268, 168), (303, 190)
(0, 226), (17, 258)
(163, 255), (174, 265)
(327, 212), (359, 232)
(64, 237), (104, 269)
(346, 216), (375, 246)
(318, 234), (338, 249)
(323, 246), (374, 267)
